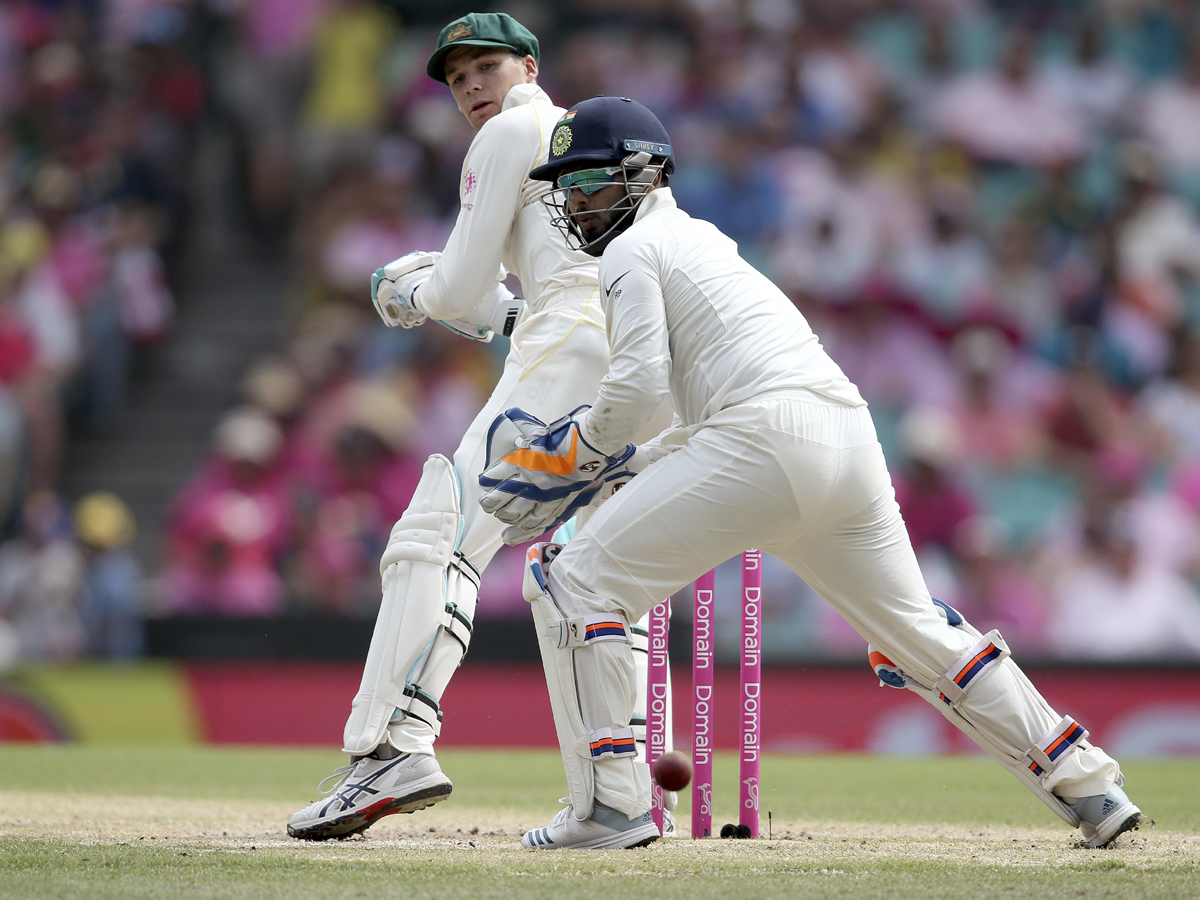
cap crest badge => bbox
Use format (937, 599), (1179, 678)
(447, 23), (472, 41)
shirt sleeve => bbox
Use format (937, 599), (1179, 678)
(582, 237), (673, 455)
(414, 112), (534, 320)
(637, 412), (687, 463)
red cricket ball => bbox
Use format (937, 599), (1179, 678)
(652, 750), (693, 791)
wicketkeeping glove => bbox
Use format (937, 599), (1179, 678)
(371, 250), (438, 328)
(478, 406), (636, 545)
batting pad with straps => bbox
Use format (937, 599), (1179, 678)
(342, 454), (481, 757)
(553, 520), (674, 813)
(865, 600), (1117, 827)
(523, 542), (650, 821)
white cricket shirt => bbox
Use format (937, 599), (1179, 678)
(415, 83), (599, 319)
(583, 188), (865, 455)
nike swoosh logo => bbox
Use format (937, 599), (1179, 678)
(604, 270), (632, 299)
(501, 429), (579, 475)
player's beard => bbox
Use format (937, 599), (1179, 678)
(577, 205), (621, 245)
(574, 193), (638, 251)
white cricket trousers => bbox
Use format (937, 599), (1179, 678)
(454, 302), (610, 566)
(548, 396), (1119, 817)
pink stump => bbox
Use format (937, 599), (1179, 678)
(740, 550), (762, 837)
(646, 597), (671, 835)
(691, 570), (715, 839)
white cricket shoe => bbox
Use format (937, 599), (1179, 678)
(1071, 784), (1142, 848)
(522, 800), (660, 850)
(661, 809), (677, 838)
(287, 752), (452, 840)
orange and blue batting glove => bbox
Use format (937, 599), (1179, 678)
(479, 406), (636, 545)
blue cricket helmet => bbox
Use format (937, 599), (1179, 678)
(531, 97), (675, 184)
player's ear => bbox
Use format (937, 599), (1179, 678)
(522, 54), (538, 81)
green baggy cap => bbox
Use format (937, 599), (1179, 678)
(426, 12), (540, 84)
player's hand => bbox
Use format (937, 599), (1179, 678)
(586, 445), (647, 506)
(478, 406), (635, 544)
(494, 446), (648, 545)
(371, 250), (439, 328)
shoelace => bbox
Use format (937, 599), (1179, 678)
(317, 762), (357, 797)
(549, 798), (578, 828)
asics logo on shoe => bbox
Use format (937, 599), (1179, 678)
(321, 755), (409, 814)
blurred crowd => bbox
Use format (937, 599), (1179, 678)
(3, 0), (1200, 664)
(0, 0), (197, 666)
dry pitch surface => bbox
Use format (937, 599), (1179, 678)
(1, 746), (1197, 900)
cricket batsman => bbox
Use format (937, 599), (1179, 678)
(288, 15), (673, 840)
(477, 97), (1143, 851)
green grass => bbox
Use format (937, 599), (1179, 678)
(1, 746), (1198, 900)
(4, 840), (1197, 900)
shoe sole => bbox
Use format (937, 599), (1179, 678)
(287, 781), (453, 841)
(522, 823), (661, 851)
(1082, 804), (1142, 849)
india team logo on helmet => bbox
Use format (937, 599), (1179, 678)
(551, 125), (572, 157)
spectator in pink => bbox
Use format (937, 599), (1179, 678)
(285, 378), (421, 617)
(1047, 507), (1200, 661)
(946, 323), (1053, 474)
(1039, 327), (1139, 477)
(949, 515), (1051, 655)
(892, 407), (977, 556)
(819, 283), (956, 412)
(932, 29), (1088, 168)
(0, 218), (79, 494)
(161, 407), (291, 616)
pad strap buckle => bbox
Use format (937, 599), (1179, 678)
(451, 550), (481, 588)
(398, 683), (444, 734)
(552, 613), (633, 649)
(443, 601), (474, 653)
(935, 630), (1010, 707)
(1022, 716), (1089, 779)
(575, 726), (639, 760)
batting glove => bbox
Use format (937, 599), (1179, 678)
(479, 406), (635, 545)
(434, 282), (526, 343)
(371, 250), (439, 328)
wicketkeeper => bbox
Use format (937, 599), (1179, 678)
(478, 97), (1143, 851)
(288, 14), (675, 840)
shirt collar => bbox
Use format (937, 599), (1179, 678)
(633, 186), (676, 224)
(502, 82), (550, 112)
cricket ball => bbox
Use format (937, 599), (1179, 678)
(652, 751), (692, 791)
